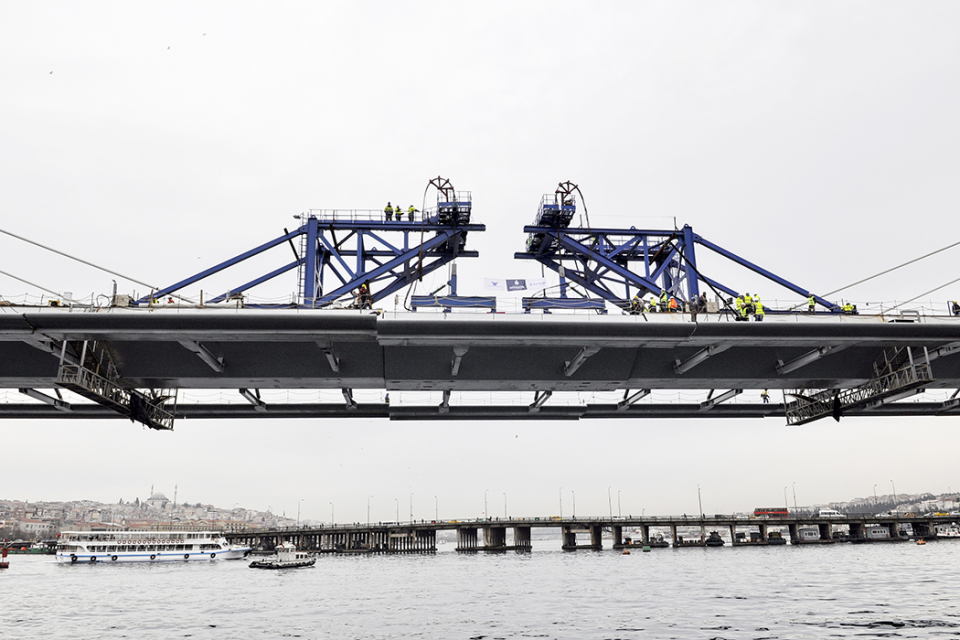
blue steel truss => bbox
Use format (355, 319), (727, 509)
(515, 194), (838, 311)
(137, 192), (483, 308)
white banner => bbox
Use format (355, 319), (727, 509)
(484, 277), (549, 293)
(484, 278), (506, 292)
(526, 277), (548, 292)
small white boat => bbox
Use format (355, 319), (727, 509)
(249, 542), (316, 569)
(56, 530), (250, 563)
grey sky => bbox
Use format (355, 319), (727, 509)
(2, 2), (959, 522)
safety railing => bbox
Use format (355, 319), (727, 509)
(57, 362), (175, 430)
(785, 357), (933, 425)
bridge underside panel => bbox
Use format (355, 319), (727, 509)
(0, 341), (62, 383)
(383, 345), (635, 391)
(105, 340), (385, 388)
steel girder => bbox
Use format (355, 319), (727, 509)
(135, 217), (484, 308)
(515, 224), (837, 310)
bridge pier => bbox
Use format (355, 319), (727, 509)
(483, 526), (507, 551)
(818, 522), (834, 542)
(386, 528), (435, 553)
(456, 527), (478, 552)
(914, 519), (935, 539)
(849, 522), (863, 541)
(513, 525), (532, 551)
(562, 525), (602, 550)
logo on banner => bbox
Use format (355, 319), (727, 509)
(484, 277), (549, 293)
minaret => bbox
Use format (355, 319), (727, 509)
(174, 484), (178, 507)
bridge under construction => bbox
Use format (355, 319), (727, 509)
(1, 177), (958, 429)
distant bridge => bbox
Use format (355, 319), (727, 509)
(227, 513), (960, 553)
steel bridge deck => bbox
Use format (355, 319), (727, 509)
(1, 306), (959, 420)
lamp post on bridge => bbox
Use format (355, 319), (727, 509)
(503, 493), (507, 519)
(297, 499), (304, 529)
(559, 487), (563, 519)
(698, 485), (703, 518)
(572, 490), (576, 519)
(783, 486), (788, 511)
(608, 486), (612, 519)
(395, 498), (399, 523)
(484, 488), (488, 520)
(329, 502), (334, 525)
(367, 495), (373, 526)
(618, 490), (621, 518)
(792, 482), (798, 512)
(434, 495), (438, 521)
(873, 484), (879, 511)
(410, 493), (413, 522)
(891, 480), (898, 512)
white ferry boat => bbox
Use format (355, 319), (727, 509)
(56, 530), (250, 563)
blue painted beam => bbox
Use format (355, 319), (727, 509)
(317, 231), (458, 305)
(208, 260), (301, 304)
(136, 227), (303, 304)
(695, 236), (837, 309)
(554, 234), (663, 294)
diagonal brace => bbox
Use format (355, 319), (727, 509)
(451, 347), (468, 376)
(179, 341), (224, 373)
(439, 389), (451, 414)
(529, 390), (552, 412)
(239, 388), (267, 412)
(776, 345), (848, 375)
(19, 388), (71, 412)
(317, 341), (340, 373)
(617, 389), (650, 411)
(675, 344), (732, 375)
(342, 388), (357, 410)
(699, 389), (742, 411)
(565, 347), (600, 377)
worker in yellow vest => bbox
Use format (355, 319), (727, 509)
(407, 205), (417, 221)
(744, 293), (754, 316)
(659, 289), (668, 313)
(735, 295), (744, 320)
(384, 202), (394, 221)
(807, 294), (815, 313)
(754, 295), (764, 321)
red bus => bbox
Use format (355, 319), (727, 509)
(753, 507), (789, 518)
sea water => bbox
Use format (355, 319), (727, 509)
(3, 539), (959, 639)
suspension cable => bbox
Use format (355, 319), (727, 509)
(884, 275), (960, 314)
(0, 268), (84, 304)
(823, 239), (960, 298)
(0, 227), (158, 290)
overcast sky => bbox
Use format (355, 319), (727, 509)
(2, 2), (960, 523)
